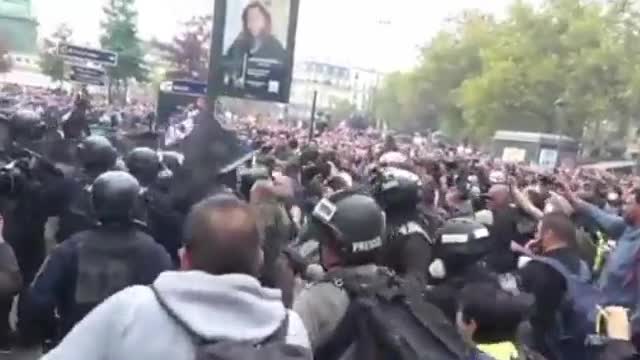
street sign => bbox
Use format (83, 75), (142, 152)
(58, 44), (118, 66)
(160, 80), (207, 96)
(70, 65), (106, 78)
(69, 73), (106, 86)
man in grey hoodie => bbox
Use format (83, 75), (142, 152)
(41, 194), (310, 360)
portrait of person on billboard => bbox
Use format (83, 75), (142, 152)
(225, 2), (287, 83)
(214, 0), (299, 103)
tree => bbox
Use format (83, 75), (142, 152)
(374, 0), (640, 143)
(330, 98), (357, 122)
(39, 24), (72, 82)
(101, 0), (148, 103)
(151, 15), (212, 81)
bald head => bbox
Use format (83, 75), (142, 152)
(250, 179), (276, 204)
(488, 184), (511, 210)
(183, 194), (263, 277)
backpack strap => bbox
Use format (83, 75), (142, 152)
(260, 313), (290, 345)
(532, 256), (590, 282)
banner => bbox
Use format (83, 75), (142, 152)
(209, 0), (300, 103)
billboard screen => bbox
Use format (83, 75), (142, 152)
(209, 0), (300, 103)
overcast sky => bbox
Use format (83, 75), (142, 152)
(32, 0), (532, 72)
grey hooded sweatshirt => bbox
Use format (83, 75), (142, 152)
(42, 271), (310, 360)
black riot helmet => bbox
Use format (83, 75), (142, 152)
(77, 135), (117, 175)
(430, 218), (494, 279)
(306, 191), (386, 266)
(126, 147), (161, 186)
(11, 110), (46, 142)
(91, 171), (141, 224)
(371, 167), (422, 212)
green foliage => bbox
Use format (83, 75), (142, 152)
(39, 24), (71, 81)
(330, 98), (357, 121)
(151, 15), (212, 81)
(100, 0), (147, 83)
(374, 0), (640, 141)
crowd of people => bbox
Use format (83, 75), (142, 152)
(0, 85), (638, 360)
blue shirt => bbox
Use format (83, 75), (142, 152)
(582, 203), (640, 322)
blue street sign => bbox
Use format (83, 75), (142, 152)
(69, 73), (106, 86)
(58, 44), (118, 66)
(70, 65), (106, 78)
(161, 80), (208, 96)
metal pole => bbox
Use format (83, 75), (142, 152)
(308, 90), (318, 143)
(206, 0), (227, 114)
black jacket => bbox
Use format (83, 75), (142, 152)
(26, 225), (172, 338)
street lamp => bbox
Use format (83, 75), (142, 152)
(550, 97), (568, 168)
(554, 97), (567, 134)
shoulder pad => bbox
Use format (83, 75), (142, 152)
(398, 221), (434, 244)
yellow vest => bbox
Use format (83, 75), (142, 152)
(477, 341), (518, 360)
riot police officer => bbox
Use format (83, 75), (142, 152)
(125, 147), (161, 188)
(127, 147), (183, 265)
(52, 135), (118, 243)
(27, 171), (172, 340)
(293, 190), (387, 351)
(425, 217), (499, 321)
(371, 167), (434, 281)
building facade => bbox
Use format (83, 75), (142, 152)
(0, 0), (38, 54)
(290, 59), (383, 118)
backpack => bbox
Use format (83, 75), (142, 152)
(315, 268), (473, 360)
(150, 285), (312, 360)
(532, 257), (604, 360)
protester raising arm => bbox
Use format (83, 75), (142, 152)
(562, 182), (627, 239)
(511, 182), (544, 221)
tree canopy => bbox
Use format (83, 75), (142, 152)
(374, 0), (640, 142)
(39, 23), (72, 82)
(151, 15), (212, 81)
(101, 0), (147, 102)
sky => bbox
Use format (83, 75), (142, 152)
(31, 0), (528, 73)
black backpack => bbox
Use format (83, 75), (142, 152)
(315, 268), (473, 360)
(150, 285), (312, 360)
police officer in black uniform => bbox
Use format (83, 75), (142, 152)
(371, 167), (434, 282)
(293, 191), (387, 351)
(51, 135), (118, 243)
(27, 171), (172, 341)
(126, 147), (183, 265)
(425, 217), (501, 321)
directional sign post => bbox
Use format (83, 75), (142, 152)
(67, 64), (107, 86)
(160, 80), (208, 97)
(70, 65), (106, 78)
(69, 73), (106, 87)
(58, 44), (118, 67)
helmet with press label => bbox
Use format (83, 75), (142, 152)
(306, 191), (386, 265)
(433, 218), (494, 275)
(371, 167), (422, 211)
